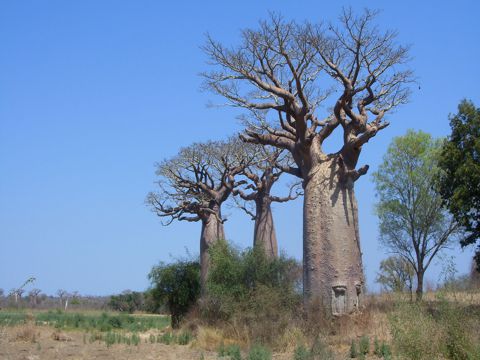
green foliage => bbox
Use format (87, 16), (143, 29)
(293, 345), (310, 360)
(376, 256), (414, 294)
(158, 332), (176, 344)
(380, 342), (392, 360)
(108, 291), (144, 313)
(373, 130), (457, 298)
(247, 344), (271, 360)
(359, 336), (369, 355)
(0, 310), (168, 332)
(218, 343), (242, 360)
(438, 99), (480, 269)
(373, 337), (380, 356)
(350, 340), (358, 358)
(203, 240), (301, 346)
(309, 337), (334, 360)
(149, 259), (201, 328)
(389, 299), (480, 360)
(177, 330), (193, 345)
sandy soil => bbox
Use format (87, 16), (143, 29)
(0, 325), (221, 360)
(0, 325), (298, 360)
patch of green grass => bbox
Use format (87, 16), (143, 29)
(218, 343), (242, 360)
(0, 310), (169, 332)
(248, 344), (271, 360)
(177, 330), (193, 345)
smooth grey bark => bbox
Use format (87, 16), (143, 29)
(253, 196), (278, 258)
(202, 11), (412, 315)
(302, 155), (364, 315)
(199, 204), (225, 288)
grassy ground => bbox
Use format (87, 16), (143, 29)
(1, 291), (480, 360)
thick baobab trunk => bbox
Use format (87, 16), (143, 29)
(199, 206), (225, 288)
(254, 197), (278, 258)
(303, 156), (365, 315)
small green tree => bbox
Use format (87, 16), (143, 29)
(148, 260), (200, 328)
(376, 256), (415, 299)
(373, 130), (461, 301)
(438, 100), (480, 270)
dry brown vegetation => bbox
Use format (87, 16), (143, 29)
(1, 291), (480, 360)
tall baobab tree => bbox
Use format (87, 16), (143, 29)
(203, 9), (413, 314)
(234, 145), (301, 257)
(147, 138), (251, 287)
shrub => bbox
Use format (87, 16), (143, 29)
(149, 259), (201, 328)
(158, 332), (176, 345)
(389, 302), (440, 360)
(203, 240), (301, 346)
(218, 343), (242, 360)
(359, 336), (369, 355)
(350, 340), (358, 358)
(293, 345), (310, 360)
(177, 330), (193, 345)
(310, 337), (334, 360)
(108, 291), (145, 313)
(373, 337), (380, 356)
(389, 299), (479, 360)
(248, 344), (271, 360)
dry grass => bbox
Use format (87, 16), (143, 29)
(13, 324), (38, 343)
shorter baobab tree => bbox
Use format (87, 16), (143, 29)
(28, 289), (42, 308)
(373, 130), (462, 301)
(234, 145), (301, 257)
(147, 138), (252, 288)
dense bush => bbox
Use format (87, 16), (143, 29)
(389, 298), (480, 360)
(108, 291), (144, 313)
(148, 259), (201, 328)
(202, 240), (302, 346)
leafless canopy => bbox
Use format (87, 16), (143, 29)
(147, 137), (253, 225)
(233, 145), (302, 219)
(202, 9), (413, 179)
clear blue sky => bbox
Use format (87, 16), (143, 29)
(1, 0), (479, 296)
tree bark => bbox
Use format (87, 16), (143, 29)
(199, 205), (225, 288)
(254, 196), (278, 258)
(416, 270), (424, 301)
(303, 155), (365, 315)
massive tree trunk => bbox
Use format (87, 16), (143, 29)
(303, 155), (365, 315)
(199, 205), (225, 289)
(254, 196), (278, 258)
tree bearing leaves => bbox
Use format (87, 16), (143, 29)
(438, 100), (480, 270)
(202, 9), (413, 314)
(108, 291), (145, 314)
(233, 145), (301, 258)
(373, 130), (460, 301)
(147, 137), (251, 287)
(376, 256), (414, 299)
(148, 260), (201, 328)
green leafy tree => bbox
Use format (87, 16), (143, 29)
(373, 130), (461, 301)
(376, 256), (415, 299)
(108, 290), (144, 313)
(438, 100), (480, 270)
(148, 260), (201, 328)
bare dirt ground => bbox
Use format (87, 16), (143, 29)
(0, 325), (294, 360)
(0, 325), (217, 360)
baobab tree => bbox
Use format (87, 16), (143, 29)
(147, 138), (251, 287)
(203, 9), (412, 314)
(28, 289), (42, 308)
(234, 145), (301, 257)
(9, 288), (24, 305)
